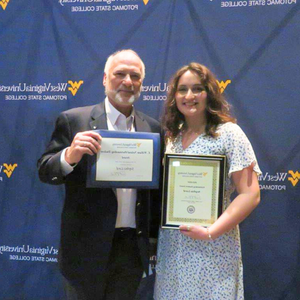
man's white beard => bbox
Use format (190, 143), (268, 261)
(105, 86), (140, 105)
(115, 92), (139, 104)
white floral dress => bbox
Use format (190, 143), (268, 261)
(154, 122), (261, 300)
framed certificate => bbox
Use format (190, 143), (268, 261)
(161, 153), (226, 229)
(86, 130), (160, 189)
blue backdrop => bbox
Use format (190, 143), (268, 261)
(1, 0), (300, 299)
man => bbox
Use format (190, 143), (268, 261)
(38, 49), (161, 300)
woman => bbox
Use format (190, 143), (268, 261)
(154, 63), (261, 300)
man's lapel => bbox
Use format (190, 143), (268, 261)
(89, 102), (108, 130)
(135, 110), (151, 133)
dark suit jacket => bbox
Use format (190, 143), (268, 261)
(37, 102), (161, 284)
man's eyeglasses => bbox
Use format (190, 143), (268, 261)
(176, 85), (205, 96)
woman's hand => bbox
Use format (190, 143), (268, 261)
(179, 224), (210, 240)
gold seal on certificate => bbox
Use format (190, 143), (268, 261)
(161, 153), (226, 229)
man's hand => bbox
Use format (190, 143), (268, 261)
(65, 131), (102, 165)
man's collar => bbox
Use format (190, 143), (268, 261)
(105, 97), (135, 125)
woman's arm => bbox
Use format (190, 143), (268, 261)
(180, 165), (260, 240)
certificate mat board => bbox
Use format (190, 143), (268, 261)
(161, 153), (226, 229)
(86, 130), (160, 189)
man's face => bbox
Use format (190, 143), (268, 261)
(103, 51), (143, 113)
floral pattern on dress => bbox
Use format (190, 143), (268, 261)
(154, 122), (261, 300)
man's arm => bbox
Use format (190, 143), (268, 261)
(37, 112), (102, 185)
(37, 112), (73, 185)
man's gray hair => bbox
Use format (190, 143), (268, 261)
(104, 49), (145, 80)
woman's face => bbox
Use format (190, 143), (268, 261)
(175, 70), (207, 120)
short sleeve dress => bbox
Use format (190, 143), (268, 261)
(154, 122), (261, 300)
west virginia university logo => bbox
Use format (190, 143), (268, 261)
(143, 0), (150, 5)
(3, 163), (18, 178)
(68, 80), (84, 96)
(288, 170), (300, 187)
(217, 80), (231, 94)
(0, 0), (10, 10)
